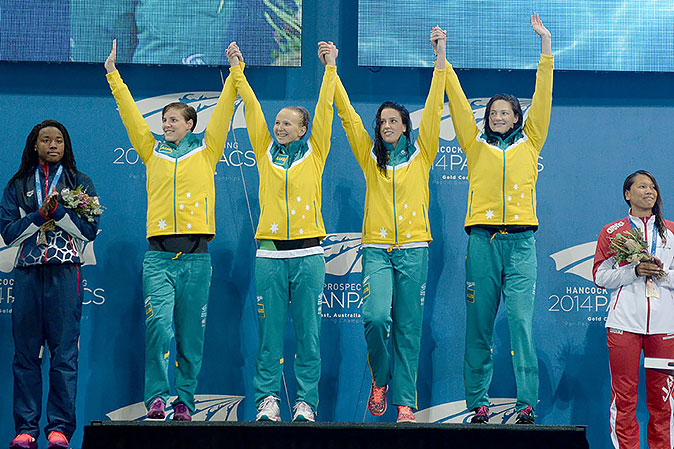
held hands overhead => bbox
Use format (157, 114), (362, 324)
(106, 16), (549, 72)
(226, 42), (244, 66)
(317, 41), (338, 66)
(430, 26), (446, 69)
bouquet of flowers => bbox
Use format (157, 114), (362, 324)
(60, 185), (104, 223)
(609, 228), (664, 297)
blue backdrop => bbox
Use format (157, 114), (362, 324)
(0, 2), (673, 449)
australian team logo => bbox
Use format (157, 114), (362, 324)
(106, 395), (244, 421)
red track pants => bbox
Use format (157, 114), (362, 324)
(607, 329), (674, 449)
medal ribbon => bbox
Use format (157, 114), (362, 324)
(35, 165), (63, 208)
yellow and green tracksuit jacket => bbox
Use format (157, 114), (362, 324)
(229, 64), (337, 241)
(333, 67), (446, 245)
(107, 69), (236, 239)
(444, 55), (554, 228)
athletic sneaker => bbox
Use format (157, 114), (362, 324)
(173, 403), (192, 421)
(147, 397), (166, 420)
(292, 401), (315, 422)
(367, 382), (388, 416)
(471, 405), (489, 423)
(256, 395), (281, 422)
(9, 434), (37, 449)
(47, 431), (69, 449)
(515, 405), (535, 424)
(396, 405), (416, 423)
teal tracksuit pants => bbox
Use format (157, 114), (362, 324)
(142, 251), (212, 412)
(253, 253), (325, 411)
(361, 246), (428, 408)
(464, 228), (538, 413)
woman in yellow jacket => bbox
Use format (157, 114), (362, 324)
(324, 28), (446, 423)
(440, 14), (553, 424)
(225, 42), (337, 423)
(105, 40), (237, 421)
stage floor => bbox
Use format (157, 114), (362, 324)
(83, 420), (589, 449)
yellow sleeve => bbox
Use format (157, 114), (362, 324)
(106, 70), (156, 163)
(203, 66), (238, 168)
(307, 65), (337, 164)
(522, 54), (554, 152)
(416, 67), (446, 167)
(229, 65), (272, 160)
(333, 74), (373, 171)
(444, 62), (480, 155)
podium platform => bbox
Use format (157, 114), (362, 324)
(82, 421), (589, 449)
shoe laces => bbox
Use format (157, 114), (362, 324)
(518, 405), (533, 416)
(398, 406), (414, 417)
(48, 431), (68, 444)
(13, 434), (36, 443)
(371, 384), (386, 402)
(258, 395), (279, 411)
(293, 401), (313, 417)
(475, 405), (489, 417)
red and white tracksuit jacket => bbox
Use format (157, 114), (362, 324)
(593, 212), (674, 449)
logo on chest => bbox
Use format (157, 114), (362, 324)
(157, 144), (175, 155)
(273, 153), (289, 166)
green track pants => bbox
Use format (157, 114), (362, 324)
(361, 246), (428, 408)
(464, 228), (538, 413)
(142, 251), (211, 412)
(253, 254), (325, 411)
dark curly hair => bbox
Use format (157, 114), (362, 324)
(373, 101), (412, 177)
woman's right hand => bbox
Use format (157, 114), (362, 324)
(39, 192), (58, 217)
(317, 41), (337, 66)
(104, 40), (117, 74)
(636, 259), (663, 277)
(430, 26), (446, 69)
(226, 42), (243, 66)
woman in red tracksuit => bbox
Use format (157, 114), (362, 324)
(593, 170), (674, 449)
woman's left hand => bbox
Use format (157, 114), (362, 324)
(530, 13), (551, 39)
(531, 13), (552, 55)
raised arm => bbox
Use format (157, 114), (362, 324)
(225, 42), (272, 159)
(308, 42), (338, 164)
(105, 40), (156, 163)
(319, 42), (372, 170)
(522, 13), (554, 152)
(531, 12), (552, 56)
(202, 46), (239, 168)
(417, 27), (447, 167)
(435, 32), (480, 153)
